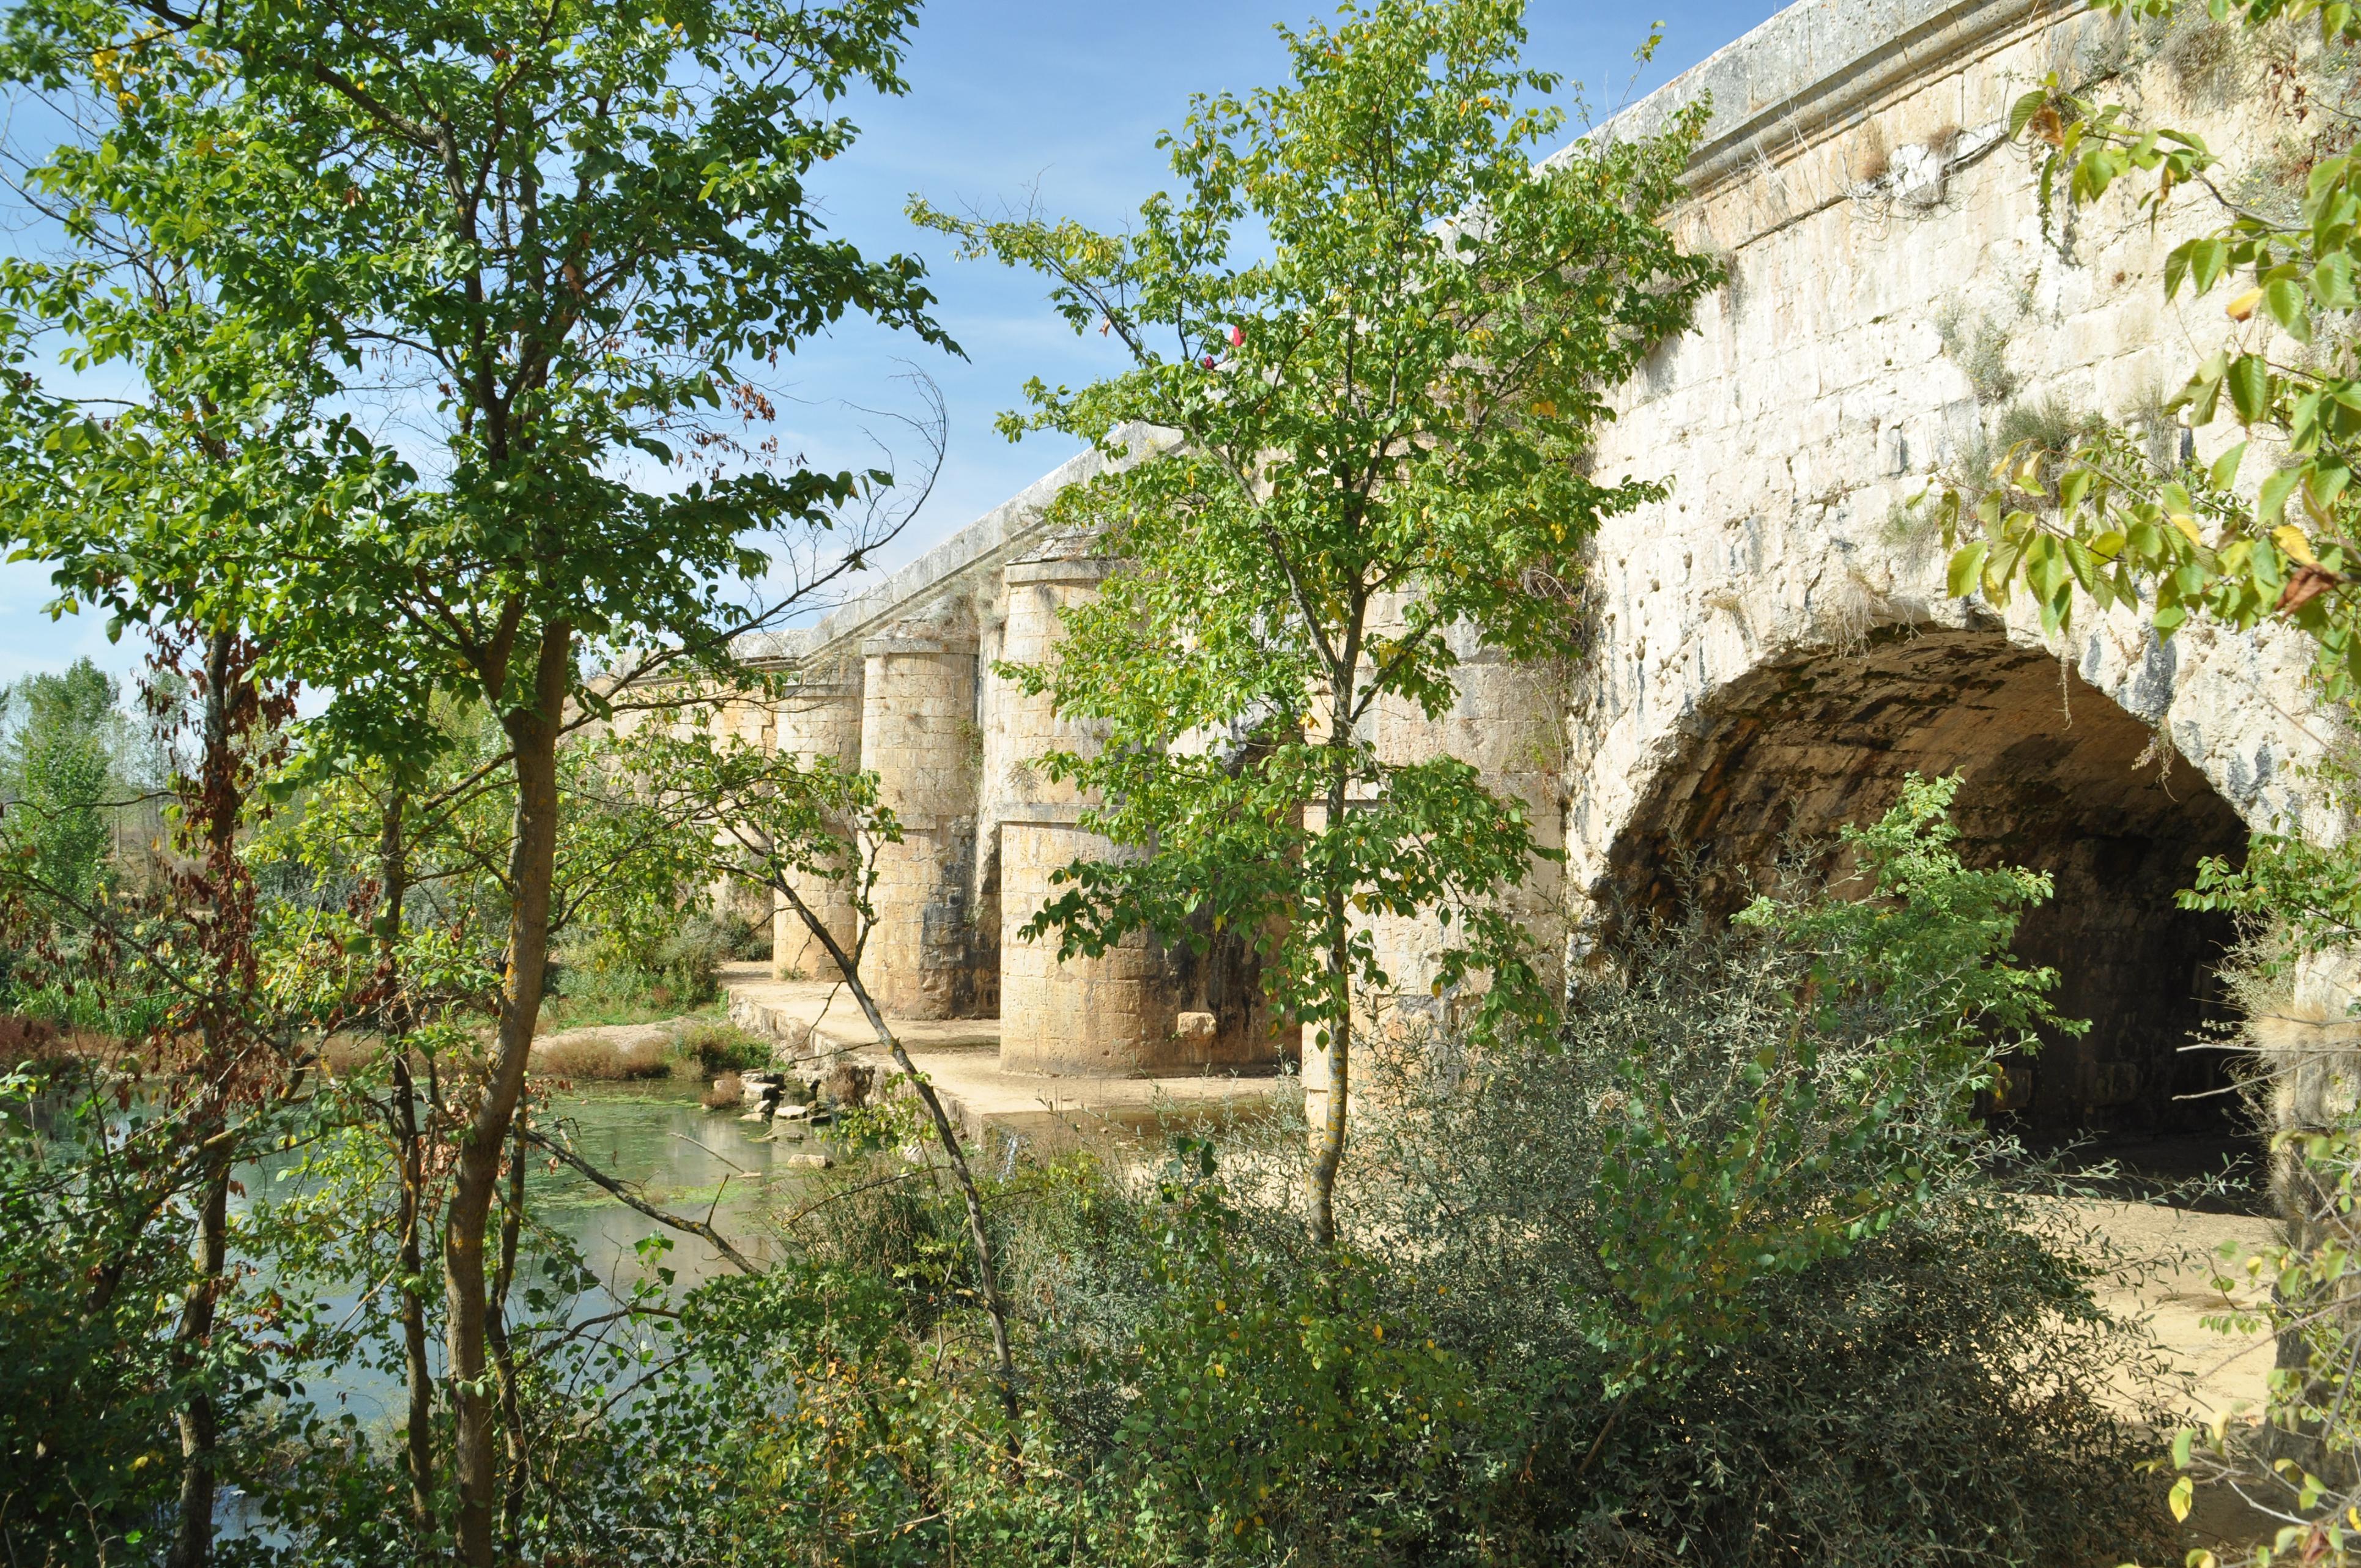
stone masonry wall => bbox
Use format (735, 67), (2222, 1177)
(1566, 0), (2333, 903)
(769, 659), (865, 980)
(1538, 0), (2339, 1125)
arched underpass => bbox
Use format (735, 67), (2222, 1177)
(1600, 627), (2249, 1131)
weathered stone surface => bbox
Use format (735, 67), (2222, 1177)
(994, 556), (1283, 1075)
(769, 662), (864, 981)
(861, 626), (995, 1020)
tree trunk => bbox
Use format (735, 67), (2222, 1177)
(1307, 747), (1353, 1254)
(489, 1115), (529, 1560)
(166, 629), (248, 1568)
(393, 1052), (437, 1533)
(447, 621), (570, 1568)
(377, 792), (438, 1538)
(164, 1152), (231, 1568)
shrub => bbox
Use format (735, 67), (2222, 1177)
(1328, 935), (2170, 1565)
(994, 776), (2176, 1566)
(529, 1030), (673, 1081)
(703, 1071), (743, 1111)
(651, 914), (734, 1001)
(559, 912), (738, 1013)
(681, 1019), (771, 1074)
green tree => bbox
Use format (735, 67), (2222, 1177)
(0, 2), (949, 1559)
(913, 0), (1716, 1246)
(0, 658), (125, 911)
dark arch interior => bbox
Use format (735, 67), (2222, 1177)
(1601, 627), (2248, 1131)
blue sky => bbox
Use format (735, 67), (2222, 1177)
(0, 0), (1784, 686)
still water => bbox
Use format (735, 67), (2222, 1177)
(246, 1082), (813, 1430)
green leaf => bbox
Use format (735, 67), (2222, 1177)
(2265, 278), (2314, 342)
(2189, 236), (2231, 292)
(2208, 440), (2247, 491)
(2313, 250), (2356, 309)
(2260, 466), (2305, 526)
(2058, 464), (2092, 512)
(2183, 352), (2228, 425)
(2253, 537), (2285, 596)
(2007, 88), (2052, 140)
(1947, 541), (1989, 599)
(2063, 534), (2102, 596)
(2227, 354), (2272, 424)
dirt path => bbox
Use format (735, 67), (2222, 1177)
(2057, 1199), (2286, 1564)
(2069, 1199), (2280, 1423)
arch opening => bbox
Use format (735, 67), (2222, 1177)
(1600, 627), (2248, 1131)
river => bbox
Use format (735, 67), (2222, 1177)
(244, 1081), (818, 1431)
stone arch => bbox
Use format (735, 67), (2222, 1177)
(1594, 624), (2250, 1130)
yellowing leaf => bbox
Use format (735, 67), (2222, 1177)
(1947, 541), (1989, 599)
(1531, 400), (1557, 417)
(2169, 1474), (2194, 1522)
(2272, 523), (2319, 567)
(2227, 286), (2264, 321)
(2170, 512), (2204, 546)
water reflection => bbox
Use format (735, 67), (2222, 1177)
(532, 1082), (806, 1280)
(245, 1082), (807, 1429)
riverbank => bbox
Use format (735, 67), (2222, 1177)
(653, 973), (2300, 1559)
(721, 961), (1289, 1148)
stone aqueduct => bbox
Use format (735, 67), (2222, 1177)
(723, 0), (2337, 1128)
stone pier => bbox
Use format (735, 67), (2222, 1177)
(860, 627), (992, 1020)
(768, 660), (864, 980)
(994, 558), (1170, 1073)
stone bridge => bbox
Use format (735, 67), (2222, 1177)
(732, 0), (2333, 1129)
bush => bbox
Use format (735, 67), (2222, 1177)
(559, 912), (736, 1012)
(989, 776), (2177, 1566)
(528, 1030), (673, 1081)
(1325, 920), (2171, 1565)
(681, 1019), (771, 1074)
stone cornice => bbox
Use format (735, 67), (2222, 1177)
(1555, 0), (2070, 199)
(740, 424), (1176, 673)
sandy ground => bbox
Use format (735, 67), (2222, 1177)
(2064, 1197), (2282, 1424)
(2047, 1197), (2292, 1565)
(719, 961), (1287, 1145)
